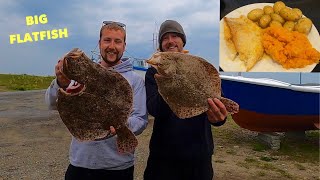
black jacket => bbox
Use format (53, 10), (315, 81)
(145, 67), (226, 160)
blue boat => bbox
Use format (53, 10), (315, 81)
(133, 64), (320, 132)
(221, 75), (320, 132)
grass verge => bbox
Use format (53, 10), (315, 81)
(0, 74), (55, 92)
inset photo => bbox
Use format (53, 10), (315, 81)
(219, 0), (320, 72)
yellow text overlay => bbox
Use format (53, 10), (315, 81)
(9, 28), (68, 44)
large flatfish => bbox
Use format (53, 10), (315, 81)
(56, 48), (137, 153)
(147, 52), (239, 119)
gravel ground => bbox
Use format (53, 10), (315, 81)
(0, 90), (152, 180)
(0, 90), (319, 180)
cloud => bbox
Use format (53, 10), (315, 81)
(68, 0), (220, 44)
(0, 0), (221, 75)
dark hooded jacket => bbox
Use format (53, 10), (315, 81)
(145, 66), (226, 160)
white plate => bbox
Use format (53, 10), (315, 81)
(219, 3), (320, 72)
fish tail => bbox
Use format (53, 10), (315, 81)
(116, 126), (138, 154)
(220, 97), (239, 114)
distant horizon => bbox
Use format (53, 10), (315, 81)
(1, 70), (319, 85)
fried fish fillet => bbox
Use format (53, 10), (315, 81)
(224, 16), (264, 71)
(223, 20), (238, 61)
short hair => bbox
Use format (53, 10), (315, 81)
(99, 22), (126, 42)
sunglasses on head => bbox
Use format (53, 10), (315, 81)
(103, 21), (126, 30)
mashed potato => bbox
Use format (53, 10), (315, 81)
(262, 26), (320, 69)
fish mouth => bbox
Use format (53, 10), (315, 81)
(146, 60), (160, 73)
(146, 53), (161, 66)
(60, 81), (86, 96)
(146, 59), (157, 66)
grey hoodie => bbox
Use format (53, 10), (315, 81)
(45, 58), (148, 170)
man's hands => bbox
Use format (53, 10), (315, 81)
(55, 58), (70, 88)
(110, 126), (116, 135)
(94, 126), (117, 141)
(206, 98), (228, 123)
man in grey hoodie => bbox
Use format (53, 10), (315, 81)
(45, 22), (148, 180)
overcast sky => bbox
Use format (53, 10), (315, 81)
(0, 0), (318, 84)
(0, 0), (220, 76)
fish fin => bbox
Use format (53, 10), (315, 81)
(220, 97), (239, 114)
(116, 126), (138, 154)
(173, 106), (208, 119)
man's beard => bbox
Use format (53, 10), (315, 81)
(101, 49), (123, 66)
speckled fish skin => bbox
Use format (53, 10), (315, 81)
(147, 52), (239, 119)
(56, 48), (137, 153)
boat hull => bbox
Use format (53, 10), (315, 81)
(233, 109), (319, 132)
(221, 75), (320, 132)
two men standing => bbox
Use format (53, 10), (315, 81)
(45, 20), (226, 180)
